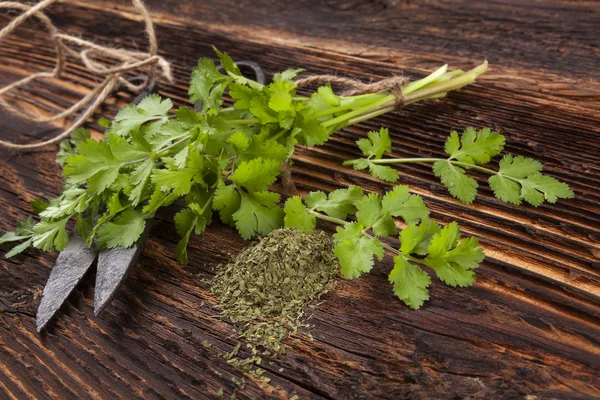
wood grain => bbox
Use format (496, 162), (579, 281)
(1, 1), (599, 399)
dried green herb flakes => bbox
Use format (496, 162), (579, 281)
(211, 228), (339, 356)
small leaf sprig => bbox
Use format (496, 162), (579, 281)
(283, 185), (485, 309)
(344, 127), (574, 205)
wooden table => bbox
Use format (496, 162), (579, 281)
(1, 1), (599, 398)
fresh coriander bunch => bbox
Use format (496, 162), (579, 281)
(344, 127), (574, 205)
(2, 48), (488, 301)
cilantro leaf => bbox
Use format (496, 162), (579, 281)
(39, 187), (88, 220)
(189, 58), (230, 112)
(381, 185), (429, 224)
(489, 155), (574, 206)
(267, 81), (295, 112)
(108, 94), (172, 136)
(32, 217), (70, 251)
(433, 160), (478, 204)
(399, 218), (441, 256)
(333, 222), (384, 279)
(273, 68), (304, 83)
(174, 205), (209, 264)
(229, 83), (255, 110)
(350, 158), (399, 183)
(129, 158), (154, 205)
(212, 184), (242, 226)
(422, 222), (484, 287)
(283, 196), (316, 234)
(97, 209), (147, 249)
(445, 127), (505, 164)
(63, 139), (121, 194)
(213, 46), (241, 75)
(520, 173), (574, 204)
(231, 158), (281, 192)
(497, 155), (542, 178)
(305, 186), (363, 220)
(389, 256), (431, 309)
(233, 191), (283, 239)
(357, 128), (392, 159)
(56, 128), (90, 165)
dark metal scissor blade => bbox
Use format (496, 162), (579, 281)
(93, 227), (151, 316)
(36, 235), (97, 332)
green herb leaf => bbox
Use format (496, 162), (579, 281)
(283, 196), (316, 234)
(97, 209), (146, 249)
(333, 222), (384, 278)
(389, 256), (431, 309)
(233, 191), (283, 239)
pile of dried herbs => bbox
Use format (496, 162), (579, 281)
(211, 228), (339, 359)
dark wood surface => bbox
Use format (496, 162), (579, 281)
(1, 1), (599, 398)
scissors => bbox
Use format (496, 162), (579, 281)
(36, 61), (266, 332)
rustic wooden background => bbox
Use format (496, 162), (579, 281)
(1, 0), (599, 398)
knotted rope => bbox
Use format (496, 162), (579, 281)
(0, 0), (173, 150)
(294, 74), (407, 108)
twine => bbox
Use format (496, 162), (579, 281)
(0, 0), (173, 150)
(294, 74), (407, 107)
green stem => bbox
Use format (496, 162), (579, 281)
(225, 118), (259, 125)
(343, 157), (441, 166)
(309, 210), (346, 225)
(321, 95), (395, 128)
(314, 94), (387, 118)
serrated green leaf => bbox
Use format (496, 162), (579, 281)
(333, 222), (384, 279)
(267, 81), (295, 112)
(233, 191), (283, 239)
(399, 218), (441, 255)
(381, 185), (429, 224)
(213, 46), (241, 75)
(97, 209), (146, 249)
(273, 68), (304, 83)
(357, 128), (392, 158)
(212, 184), (241, 225)
(497, 155), (542, 179)
(5, 238), (33, 258)
(227, 131), (250, 152)
(355, 193), (382, 227)
(368, 163), (399, 182)
(189, 58), (230, 112)
(129, 158), (154, 205)
(433, 160), (478, 204)
(283, 196), (316, 234)
(317, 84), (339, 106)
(446, 127), (505, 164)
(520, 173), (574, 204)
(389, 256), (431, 309)
(305, 186), (363, 220)
(489, 174), (521, 205)
(422, 222), (483, 287)
(229, 83), (255, 110)
(231, 158), (281, 192)
(32, 217), (70, 251)
(108, 94), (171, 136)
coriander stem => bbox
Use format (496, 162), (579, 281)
(363, 231), (401, 256)
(345, 157), (443, 166)
(346, 106), (395, 126)
(314, 94), (387, 118)
(155, 135), (192, 158)
(309, 210), (346, 225)
(449, 161), (498, 176)
(321, 95), (395, 128)
(225, 118), (259, 125)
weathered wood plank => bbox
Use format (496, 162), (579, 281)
(1, 1), (599, 399)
